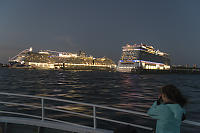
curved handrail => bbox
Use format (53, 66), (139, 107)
(0, 92), (148, 116)
(0, 92), (199, 132)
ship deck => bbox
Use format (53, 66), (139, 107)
(0, 92), (199, 133)
(0, 116), (112, 133)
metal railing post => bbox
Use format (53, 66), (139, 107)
(41, 98), (44, 121)
(93, 106), (96, 129)
(0, 92), (200, 132)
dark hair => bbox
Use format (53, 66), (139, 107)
(160, 84), (187, 107)
(114, 125), (137, 133)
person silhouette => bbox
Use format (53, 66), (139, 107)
(147, 84), (187, 133)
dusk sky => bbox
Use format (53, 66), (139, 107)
(0, 0), (200, 65)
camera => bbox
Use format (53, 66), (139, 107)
(157, 96), (163, 105)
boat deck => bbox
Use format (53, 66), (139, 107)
(0, 92), (199, 133)
(0, 116), (113, 133)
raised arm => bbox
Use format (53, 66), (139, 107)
(147, 101), (171, 120)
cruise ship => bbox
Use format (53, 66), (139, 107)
(8, 47), (116, 70)
(117, 43), (171, 72)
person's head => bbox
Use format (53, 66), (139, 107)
(160, 84), (187, 107)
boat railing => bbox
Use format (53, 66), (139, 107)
(0, 92), (199, 133)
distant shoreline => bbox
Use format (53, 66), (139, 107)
(2, 66), (200, 74)
(131, 68), (200, 74)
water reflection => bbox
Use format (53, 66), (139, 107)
(0, 68), (200, 132)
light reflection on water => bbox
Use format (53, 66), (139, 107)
(0, 68), (200, 132)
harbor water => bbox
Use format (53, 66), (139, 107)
(0, 68), (200, 132)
